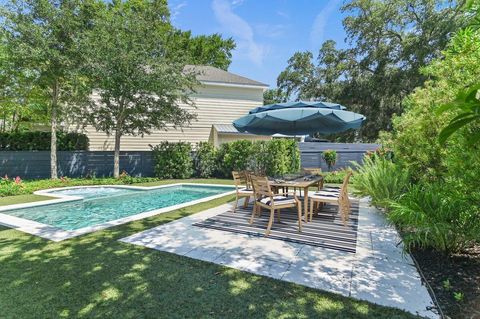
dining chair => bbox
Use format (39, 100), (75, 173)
(307, 171), (352, 225)
(232, 171), (254, 212)
(250, 175), (302, 236)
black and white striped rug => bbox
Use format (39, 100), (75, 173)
(194, 198), (359, 253)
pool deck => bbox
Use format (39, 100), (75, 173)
(120, 198), (439, 319)
(0, 183), (235, 241)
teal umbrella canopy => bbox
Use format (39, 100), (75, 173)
(233, 101), (366, 135)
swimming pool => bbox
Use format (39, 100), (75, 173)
(0, 184), (235, 241)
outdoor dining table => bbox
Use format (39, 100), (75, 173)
(268, 175), (324, 220)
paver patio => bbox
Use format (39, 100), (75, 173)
(120, 197), (438, 318)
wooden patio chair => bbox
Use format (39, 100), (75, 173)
(232, 171), (254, 212)
(307, 171), (352, 225)
(250, 175), (302, 236)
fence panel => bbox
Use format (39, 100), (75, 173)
(299, 142), (380, 171)
(0, 143), (379, 179)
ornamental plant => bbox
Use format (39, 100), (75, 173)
(151, 141), (193, 179)
(193, 142), (217, 178)
(322, 150), (337, 171)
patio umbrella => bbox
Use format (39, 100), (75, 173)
(233, 101), (365, 135)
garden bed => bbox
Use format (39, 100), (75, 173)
(413, 246), (480, 319)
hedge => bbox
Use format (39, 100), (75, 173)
(213, 139), (301, 178)
(0, 131), (89, 151)
(151, 141), (193, 179)
(151, 139), (301, 180)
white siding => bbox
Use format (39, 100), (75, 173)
(85, 84), (264, 151)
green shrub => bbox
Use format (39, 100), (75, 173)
(193, 142), (217, 178)
(351, 154), (410, 208)
(215, 139), (301, 178)
(216, 140), (254, 178)
(0, 131), (89, 151)
(0, 176), (162, 197)
(0, 175), (25, 197)
(151, 141), (193, 179)
(388, 183), (480, 254)
(323, 169), (351, 184)
(322, 149), (337, 171)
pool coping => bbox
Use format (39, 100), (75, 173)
(0, 183), (235, 242)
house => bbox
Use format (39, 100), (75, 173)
(84, 65), (271, 151)
(208, 124), (271, 148)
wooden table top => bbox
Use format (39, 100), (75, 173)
(268, 175), (323, 188)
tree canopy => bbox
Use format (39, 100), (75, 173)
(81, 0), (199, 177)
(276, 0), (467, 141)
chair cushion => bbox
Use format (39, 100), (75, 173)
(238, 187), (253, 194)
(311, 191), (339, 198)
(258, 195), (296, 206)
(322, 187), (340, 192)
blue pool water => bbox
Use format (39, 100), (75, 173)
(2, 185), (232, 230)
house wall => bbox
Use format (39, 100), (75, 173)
(85, 84), (264, 151)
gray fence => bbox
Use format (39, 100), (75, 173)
(0, 151), (154, 179)
(299, 142), (380, 171)
(0, 143), (379, 179)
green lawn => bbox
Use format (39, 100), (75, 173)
(0, 180), (417, 318)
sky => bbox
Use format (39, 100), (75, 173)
(169, 0), (349, 88)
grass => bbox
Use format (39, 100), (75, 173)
(0, 180), (418, 318)
(0, 194), (55, 207)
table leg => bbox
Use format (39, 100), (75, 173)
(303, 187), (309, 222)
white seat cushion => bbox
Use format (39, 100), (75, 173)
(238, 187), (253, 194)
(322, 187), (340, 192)
(258, 195), (296, 206)
(310, 191), (340, 199)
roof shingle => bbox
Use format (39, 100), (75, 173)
(185, 65), (268, 88)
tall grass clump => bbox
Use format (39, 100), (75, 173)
(351, 154), (409, 208)
(389, 183), (480, 254)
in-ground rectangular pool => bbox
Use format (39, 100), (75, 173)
(0, 184), (234, 241)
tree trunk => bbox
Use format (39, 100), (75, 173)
(50, 81), (59, 179)
(113, 129), (121, 178)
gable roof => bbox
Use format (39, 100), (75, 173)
(185, 65), (268, 88)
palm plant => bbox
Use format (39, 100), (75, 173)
(388, 183), (480, 254)
(351, 155), (409, 208)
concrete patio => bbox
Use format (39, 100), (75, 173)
(120, 198), (438, 319)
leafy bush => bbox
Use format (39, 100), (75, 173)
(0, 176), (162, 197)
(0, 131), (89, 151)
(323, 169), (351, 184)
(193, 142), (216, 178)
(216, 140), (253, 178)
(151, 141), (193, 179)
(388, 183), (480, 254)
(322, 149), (337, 171)
(351, 155), (410, 208)
(215, 139), (301, 178)
(0, 175), (25, 197)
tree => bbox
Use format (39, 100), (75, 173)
(276, 0), (467, 141)
(263, 88), (287, 105)
(168, 31), (235, 70)
(82, 0), (198, 178)
(1, 0), (98, 178)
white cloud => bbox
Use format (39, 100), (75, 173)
(255, 23), (288, 38)
(170, 1), (187, 21)
(212, 0), (265, 66)
(231, 0), (245, 8)
(310, 0), (341, 48)
(277, 10), (290, 20)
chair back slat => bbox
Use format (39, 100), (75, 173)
(251, 175), (272, 198)
(338, 171), (352, 221)
(232, 171), (248, 189)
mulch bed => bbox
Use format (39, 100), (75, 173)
(412, 245), (480, 319)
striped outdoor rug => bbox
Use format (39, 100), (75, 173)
(194, 198), (359, 253)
